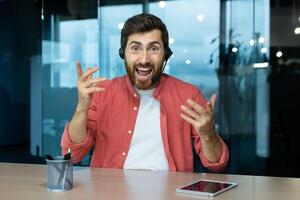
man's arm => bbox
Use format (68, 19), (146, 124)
(68, 61), (106, 144)
(180, 94), (226, 164)
(199, 130), (222, 163)
(68, 109), (89, 143)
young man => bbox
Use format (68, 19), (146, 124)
(61, 13), (229, 172)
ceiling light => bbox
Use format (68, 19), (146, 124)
(258, 37), (265, 43)
(159, 1), (166, 8)
(196, 14), (204, 22)
(249, 39), (254, 46)
(276, 51), (283, 58)
(118, 23), (124, 30)
(253, 62), (269, 68)
(261, 47), (267, 53)
(294, 27), (300, 34)
(169, 37), (175, 44)
(232, 47), (238, 53)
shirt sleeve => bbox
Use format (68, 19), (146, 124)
(61, 124), (95, 163)
(61, 92), (99, 163)
(197, 135), (229, 172)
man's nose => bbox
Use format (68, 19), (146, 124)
(139, 50), (151, 64)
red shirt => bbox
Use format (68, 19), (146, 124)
(61, 74), (229, 172)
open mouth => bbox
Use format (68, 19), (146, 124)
(135, 67), (153, 80)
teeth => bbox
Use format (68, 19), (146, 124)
(137, 68), (151, 71)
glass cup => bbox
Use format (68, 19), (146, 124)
(45, 156), (73, 191)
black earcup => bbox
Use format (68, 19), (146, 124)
(165, 47), (173, 60)
(119, 48), (124, 59)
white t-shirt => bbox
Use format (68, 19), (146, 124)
(123, 88), (169, 170)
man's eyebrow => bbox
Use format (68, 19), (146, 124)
(127, 41), (162, 46)
(148, 41), (162, 46)
(128, 41), (142, 46)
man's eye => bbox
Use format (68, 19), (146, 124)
(131, 46), (140, 52)
(150, 47), (159, 52)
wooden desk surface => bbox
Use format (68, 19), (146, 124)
(1, 162), (300, 200)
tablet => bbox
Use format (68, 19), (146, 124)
(176, 179), (237, 197)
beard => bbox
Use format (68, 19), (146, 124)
(125, 60), (164, 90)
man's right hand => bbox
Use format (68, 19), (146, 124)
(68, 61), (106, 144)
(76, 61), (106, 112)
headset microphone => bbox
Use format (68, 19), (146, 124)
(151, 61), (167, 84)
(151, 47), (173, 83)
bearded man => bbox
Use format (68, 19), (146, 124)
(61, 13), (229, 172)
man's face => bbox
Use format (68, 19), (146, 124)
(124, 29), (165, 90)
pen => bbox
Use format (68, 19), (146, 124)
(62, 148), (71, 189)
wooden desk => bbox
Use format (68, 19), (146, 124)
(1, 162), (300, 200)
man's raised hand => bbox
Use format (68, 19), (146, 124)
(180, 93), (217, 139)
(76, 61), (106, 112)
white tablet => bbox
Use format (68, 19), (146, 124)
(176, 179), (237, 197)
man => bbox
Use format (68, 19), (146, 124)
(61, 13), (229, 172)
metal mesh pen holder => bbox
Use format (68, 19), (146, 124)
(46, 156), (73, 191)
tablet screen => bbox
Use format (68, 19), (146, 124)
(176, 180), (237, 197)
(181, 180), (232, 193)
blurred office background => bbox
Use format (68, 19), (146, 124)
(0, 0), (299, 177)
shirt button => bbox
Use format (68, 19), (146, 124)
(133, 94), (137, 97)
(122, 152), (126, 156)
(128, 130), (132, 134)
(133, 107), (138, 111)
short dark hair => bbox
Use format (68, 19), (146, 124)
(120, 13), (169, 52)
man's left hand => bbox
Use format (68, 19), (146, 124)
(180, 94), (217, 139)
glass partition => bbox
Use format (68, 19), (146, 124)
(217, 0), (270, 174)
(36, 0), (99, 165)
(37, 1), (143, 165)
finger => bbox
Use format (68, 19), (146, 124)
(180, 113), (197, 126)
(76, 61), (83, 77)
(85, 77), (107, 88)
(187, 99), (205, 114)
(206, 93), (217, 114)
(81, 66), (98, 81)
(209, 93), (217, 110)
(206, 101), (214, 115)
(86, 86), (105, 94)
(180, 105), (200, 120)
(86, 74), (93, 86)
